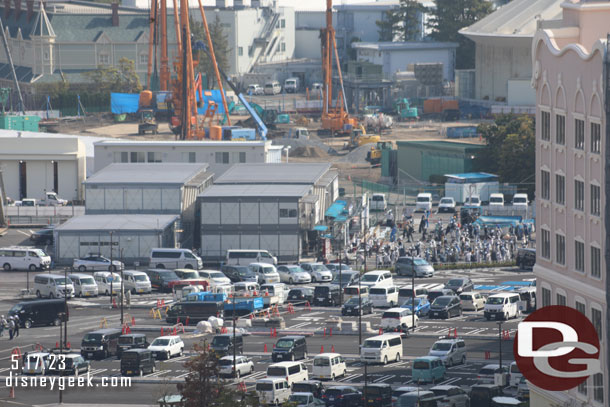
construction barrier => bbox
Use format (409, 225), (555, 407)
(448, 328), (458, 338)
(99, 318), (108, 328)
(502, 330), (511, 340)
(122, 324), (131, 334)
(305, 301), (312, 311)
(485, 351), (491, 359)
(238, 382), (247, 392)
(11, 347), (22, 360)
(150, 308), (162, 320)
(34, 343), (44, 352)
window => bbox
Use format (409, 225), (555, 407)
(593, 373), (604, 402)
(575, 241), (585, 273)
(556, 293), (566, 306)
(578, 377), (588, 395)
(215, 152), (229, 164)
(541, 111), (550, 141)
(591, 246), (601, 279)
(280, 18), (285, 28)
(575, 118), (585, 149)
(555, 174), (565, 204)
(99, 53), (110, 65)
(575, 301), (586, 316)
(541, 287), (551, 308)
(114, 151), (128, 163)
(139, 54), (148, 64)
(238, 47), (243, 56)
(281, 42), (286, 52)
(239, 151), (246, 163)
(130, 151), (145, 162)
(44, 51), (50, 61)
(591, 184), (600, 216)
(591, 122), (601, 153)
(147, 152), (162, 163)
(575, 180), (584, 211)
(541, 229), (551, 259)
(541, 170), (550, 200)
(181, 152), (196, 163)
(591, 308), (602, 340)
(279, 209), (297, 218)
(556, 234), (565, 265)
(556, 114), (565, 145)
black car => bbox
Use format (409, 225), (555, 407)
(341, 296), (373, 316)
(210, 333), (243, 356)
(166, 301), (224, 324)
(469, 384), (504, 407)
(8, 299), (68, 328)
(322, 386), (362, 407)
(117, 334), (149, 359)
(331, 271), (359, 289)
(30, 228), (54, 245)
(429, 296), (462, 319)
(516, 248), (536, 270)
(120, 349), (156, 376)
(313, 285), (341, 306)
(272, 335), (307, 362)
(47, 353), (90, 376)
(81, 328), (122, 359)
(288, 287), (314, 303)
(220, 265), (256, 283)
(292, 380), (324, 399)
(364, 383), (392, 407)
(444, 278), (474, 294)
(427, 289), (454, 303)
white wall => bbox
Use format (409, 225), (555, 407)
(357, 47), (456, 80)
(295, 29), (321, 59)
(85, 187), (183, 213)
(507, 79), (536, 106)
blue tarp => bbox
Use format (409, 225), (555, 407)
(314, 225), (328, 232)
(197, 89), (227, 115)
(111, 92), (140, 114)
(473, 215), (522, 227)
(325, 200), (348, 218)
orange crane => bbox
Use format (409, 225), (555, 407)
(321, 0), (357, 135)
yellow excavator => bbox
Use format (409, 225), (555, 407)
(366, 141), (394, 165)
(346, 125), (379, 149)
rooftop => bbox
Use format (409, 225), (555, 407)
(95, 140), (268, 147)
(352, 41), (459, 51)
(215, 163), (331, 185)
(444, 172), (498, 180)
(55, 214), (178, 231)
(84, 163), (209, 185)
(199, 184), (312, 198)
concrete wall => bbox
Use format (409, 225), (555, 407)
(295, 29), (321, 59)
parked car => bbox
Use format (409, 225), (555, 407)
(392, 386), (421, 407)
(312, 353), (346, 381)
(73, 255), (123, 272)
(247, 83), (264, 95)
(287, 287), (315, 303)
(369, 285), (399, 308)
(211, 334), (243, 356)
(81, 328), (122, 360)
(326, 263), (352, 276)
(469, 385), (504, 406)
(430, 385), (469, 407)
(322, 386), (362, 407)
(9, 299), (67, 328)
(360, 270), (394, 288)
(415, 193), (433, 212)
(301, 263), (332, 283)
(30, 228), (54, 245)
(218, 355), (254, 378)
(47, 353), (90, 376)
(117, 334), (150, 359)
(444, 278), (474, 294)
(173, 269), (200, 280)
(277, 265), (312, 284)
(148, 336), (184, 360)
(93, 272), (122, 296)
(22, 352), (50, 375)
(396, 391), (441, 407)
(411, 356), (445, 384)
(477, 364), (508, 384)
(292, 381), (324, 399)
(249, 263), (281, 284)
(341, 296), (373, 316)
(122, 270), (152, 294)
(428, 338), (466, 366)
(400, 296), (430, 317)
(331, 270), (359, 288)
(464, 195), (481, 207)
(146, 269), (182, 292)
(488, 193), (505, 206)
(516, 248), (536, 270)
(289, 392), (325, 407)
(364, 383), (392, 407)
(380, 308), (418, 333)
(313, 285), (341, 306)
(459, 291), (486, 311)
(120, 349), (156, 376)
(264, 81), (282, 95)
(429, 296), (462, 319)
(220, 265), (258, 283)
(438, 197), (456, 213)
(427, 288), (454, 303)
(512, 193), (529, 207)
(272, 335), (308, 362)
(516, 377), (529, 400)
(395, 257), (434, 277)
(197, 270), (231, 285)
(484, 293), (521, 321)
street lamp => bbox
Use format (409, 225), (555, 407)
(497, 321), (503, 371)
(359, 241), (368, 406)
(109, 231), (114, 305)
(411, 269), (415, 333)
(120, 248), (124, 326)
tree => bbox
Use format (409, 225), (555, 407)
(427, 0), (492, 69)
(475, 114), (535, 195)
(82, 57), (143, 94)
(376, 0), (426, 42)
(190, 15), (231, 89)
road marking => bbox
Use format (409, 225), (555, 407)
(16, 230), (31, 237)
(287, 322), (311, 330)
(373, 374), (393, 383)
(437, 377), (461, 386)
(88, 368), (107, 375)
(464, 328), (487, 335)
(339, 373), (361, 382)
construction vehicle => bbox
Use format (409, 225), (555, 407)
(138, 109), (158, 135)
(346, 126), (379, 150)
(394, 98), (418, 121)
(366, 141), (393, 165)
(320, 0), (358, 136)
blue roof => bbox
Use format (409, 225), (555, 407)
(473, 216), (522, 227)
(325, 200), (348, 218)
(313, 225), (328, 232)
(444, 172), (498, 183)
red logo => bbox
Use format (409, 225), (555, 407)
(514, 305), (601, 391)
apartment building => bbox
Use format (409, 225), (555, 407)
(532, 0), (608, 405)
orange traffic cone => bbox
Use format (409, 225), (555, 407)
(320, 345), (324, 353)
(9, 386), (14, 399)
(331, 345), (335, 353)
(264, 344), (268, 353)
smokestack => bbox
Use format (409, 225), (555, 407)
(26, 0), (32, 21)
(111, 2), (118, 26)
(15, 0), (21, 19)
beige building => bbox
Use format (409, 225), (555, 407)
(533, 0), (607, 405)
(0, 136), (86, 201)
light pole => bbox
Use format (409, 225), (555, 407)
(109, 231), (114, 305)
(120, 248), (124, 326)
(359, 240), (368, 405)
(411, 269), (415, 333)
(232, 294), (237, 380)
(63, 267), (68, 347)
(497, 321), (503, 372)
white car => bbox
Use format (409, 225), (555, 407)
(198, 270), (231, 286)
(512, 193), (529, 207)
(73, 255), (124, 272)
(148, 336), (184, 360)
(248, 84), (264, 95)
(218, 355), (254, 378)
(464, 195), (481, 207)
(438, 197), (456, 213)
(381, 308), (419, 332)
(277, 265), (311, 284)
(300, 263), (332, 283)
(459, 291), (486, 311)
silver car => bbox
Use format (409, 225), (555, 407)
(277, 265), (311, 284)
(430, 385), (469, 407)
(395, 257), (434, 277)
(428, 338), (466, 366)
(218, 355), (254, 378)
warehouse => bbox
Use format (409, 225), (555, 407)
(53, 214), (178, 266)
(84, 163), (213, 246)
(198, 184), (319, 264)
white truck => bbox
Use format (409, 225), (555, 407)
(40, 192), (68, 206)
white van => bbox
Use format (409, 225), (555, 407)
(34, 274), (74, 299)
(0, 247), (51, 271)
(381, 308), (418, 332)
(123, 270), (152, 294)
(489, 193), (505, 206)
(369, 285), (399, 308)
(360, 333), (403, 365)
(370, 193), (387, 211)
(284, 77), (300, 93)
(512, 193), (529, 207)
(312, 353), (346, 380)
(68, 273), (99, 297)
(360, 270), (394, 288)
(149, 248), (202, 270)
(415, 193), (432, 212)
(509, 361), (522, 387)
(260, 283), (287, 304)
(464, 195), (481, 207)
(264, 81), (282, 95)
(234, 281), (260, 295)
(256, 378), (291, 405)
(398, 284), (431, 305)
(344, 285), (368, 301)
(484, 292), (521, 320)
(226, 249), (277, 266)
(249, 263), (281, 284)
(93, 272), (122, 296)
(266, 361), (308, 387)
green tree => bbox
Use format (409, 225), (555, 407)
(82, 57), (143, 94)
(475, 114), (535, 195)
(190, 15), (231, 89)
(427, 0), (492, 69)
(376, 0), (426, 42)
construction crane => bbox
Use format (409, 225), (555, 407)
(320, 0), (357, 136)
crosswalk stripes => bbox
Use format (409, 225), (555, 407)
(88, 368), (107, 375)
(372, 374), (393, 383)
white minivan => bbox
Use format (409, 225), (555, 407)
(149, 248), (202, 270)
(68, 273), (99, 297)
(370, 193), (387, 211)
(256, 378), (291, 405)
(266, 361), (308, 387)
(249, 263), (281, 284)
(93, 272), (122, 296)
(415, 193), (433, 212)
(34, 274), (74, 298)
(369, 285), (399, 308)
(360, 270), (394, 288)
(123, 270), (152, 294)
(484, 292), (521, 320)
(226, 249), (277, 266)
(489, 193), (505, 206)
(509, 361), (523, 387)
(312, 353), (346, 380)
(360, 333), (403, 365)
(264, 81), (282, 95)
(0, 247), (51, 271)
(512, 193), (529, 207)
(260, 283), (287, 305)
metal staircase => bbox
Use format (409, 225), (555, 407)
(247, 10), (280, 72)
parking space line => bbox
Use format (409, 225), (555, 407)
(438, 377), (461, 386)
(373, 374), (393, 383)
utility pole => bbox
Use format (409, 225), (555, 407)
(109, 231), (113, 305)
(498, 321), (503, 372)
(63, 267), (68, 348)
(120, 249), (124, 326)
(233, 294), (237, 380)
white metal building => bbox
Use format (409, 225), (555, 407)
(53, 214), (178, 265)
(0, 135), (86, 201)
(93, 139), (281, 177)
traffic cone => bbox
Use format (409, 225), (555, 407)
(329, 327), (332, 337)
(270, 328), (273, 337)
(185, 316), (190, 326)
(66, 342), (70, 349)
(273, 328), (277, 337)
(160, 327), (164, 335)
(264, 344), (268, 353)
(331, 345), (335, 353)
(56, 342), (59, 348)
(9, 386), (14, 399)
(131, 316), (136, 326)
(320, 345), (324, 353)
(323, 328), (326, 337)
